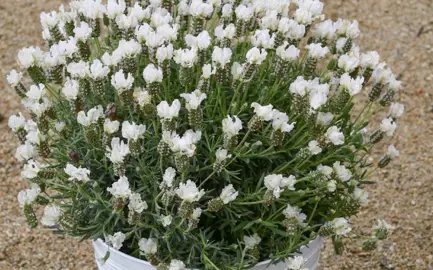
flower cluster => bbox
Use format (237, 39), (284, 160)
(8, 0), (402, 269)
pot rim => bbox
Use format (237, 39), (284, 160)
(94, 236), (321, 268)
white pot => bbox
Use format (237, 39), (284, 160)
(93, 237), (323, 270)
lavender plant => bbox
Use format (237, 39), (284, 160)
(8, 0), (402, 269)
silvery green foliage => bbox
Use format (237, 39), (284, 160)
(8, 0), (403, 268)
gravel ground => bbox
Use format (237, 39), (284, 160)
(0, 0), (432, 269)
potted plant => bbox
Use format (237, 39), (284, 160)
(8, 0), (402, 269)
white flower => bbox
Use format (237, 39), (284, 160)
(284, 19), (306, 40)
(317, 164), (334, 178)
(157, 24), (178, 42)
(221, 4), (232, 18)
(387, 145), (400, 158)
(264, 174), (296, 198)
(173, 48), (197, 68)
(116, 14), (138, 30)
(144, 31), (165, 48)
(244, 234), (261, 249)
(308, 140), (322, 155)
(353, 187), (368, 205)
(260, 11), (279, 31)
(22, 97), (51, 118)
(201, 64), (214, 79)
(338, 53), (360, 73)
(191, 207), (202, 220)
(169, 259), (186, 270)
(21, 160), (43, 179)
(387, 74), (402, 91)
(111, 70), (134, 93)
(361, 51), (380, 69)
(25, 129), (45, 145)
(340, 73), (364, 96)
(317, 164), (333, 178)
(106, 0), (126, 19)
(74, 22), (92, 41)
(388, 102), (404, 119)
(251, 29), (274, 49)
(157, 99), (181, 120)
(104, 119), (120, 134)
(161, 167), (176, 189)
(156, 43), (174, 63)
(212, 47), (232, 68)
(372, 63), (393, 85)
(235, 5), (253, 21)
(77, 105), (104, 127)
(150, 10), (173, 28)
(309, 82), (330, 110)
(246, 47), (267, 65)
(107, 176), (132, 199)
(161, 214), (173, 227)
(8, 113), (26, 132)
(139, 238), (157, 255)
(128, 192), (148, 213)
(317, 112), (334, 126)
(143, 64), (163, 84)
(215, 148), (232, 162)
(117, 39), (142, 58)
(170, 130), (202, 157)
(305, 43), (329, 59)
(219, 184), (238, 204)
(222, 115), (243, 138)
(185, 31), (211, 50)
(189, 0), (213, 17)
(15, 142), (36, 161)
(325, 126), (345, 145)
(289, 76), (309, 96)
(106, 137), (130, 163)
(133, 88), (152, 107)
(7, 69), (23, 87)
(40, 11), (59, 29)
(180, 90), (207, 111)
(232, 63), (246, 82)
(327, 180), (337, 192)
(26, 84), (46, 101)
(62, 78), (79, 101)
(105, 232), (126, 250)
(214, 24), (236, 40)
(286, 255), (308, 270)
(130, 2), (148, 22)
(90, 59), (110, 80)
(18, 46), (44, 68)
(57, 38), (79, 59)
(175, 180), (205, 202)
(101, 52), (116, 67)
(17, 184), (41, 207)
(327, 217), (351, 236)
(116, 40), (141, 59)
(64, 163), (91, 183)
(67, 61), (90, 78)
(379, 118), (397, 137)
(283, 204), (307, 225)
(41, 205), (62, 226)
(341, 20), (360, 39)
(276, 42), (300, 62)
(122, 121), (146, 141)
(333, 161), (352, 182)
(251, 103), (274, 121)
(271, 110), (295, 133)
(312, 19), (336, 40)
